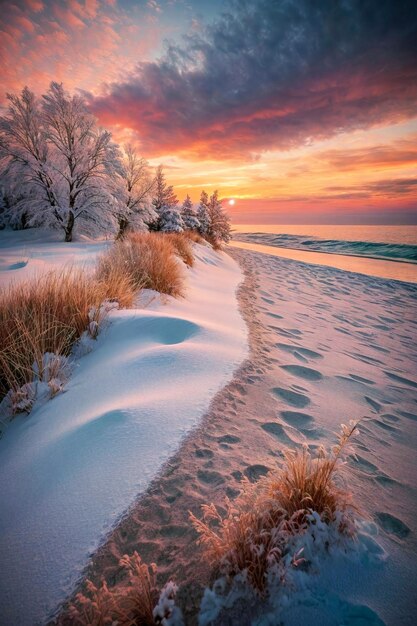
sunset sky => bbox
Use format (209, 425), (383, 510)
(1, 0), (416, 224)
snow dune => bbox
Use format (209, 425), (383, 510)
(0, 233), (247, 625)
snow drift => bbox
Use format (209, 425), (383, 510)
(0, 233), (247, 625)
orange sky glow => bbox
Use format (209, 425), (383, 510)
(1, 0), (416, 224)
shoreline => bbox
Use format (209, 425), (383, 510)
(233, 237), (417, 265)
(229, 239), (417, 283)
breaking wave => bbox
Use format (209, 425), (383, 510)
(234, 232), (417, 263)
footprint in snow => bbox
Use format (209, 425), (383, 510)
(375, 512), (411, 540)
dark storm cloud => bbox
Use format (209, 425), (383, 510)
(90, 0), (417, 157)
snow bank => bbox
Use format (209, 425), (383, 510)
(0, 232), (247, 624)
(0, 228), (110, 288)
(198, 518), (387, 626)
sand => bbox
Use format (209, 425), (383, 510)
(56, 247), (417, 625)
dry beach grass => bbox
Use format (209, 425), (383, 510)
(0, 268), (103, 401)
(190, 422), (358, 594)
(97, 233), (186, 297)
(0, 232), (191, 409)
(67, 553), (160, 626)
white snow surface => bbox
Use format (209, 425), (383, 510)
(0, 228), (110, 288)
(0, 229), (248, 625)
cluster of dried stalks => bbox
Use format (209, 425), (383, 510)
(165, 233), (196, 267)
(64, 552), (159, 626)
(96, 233), (187, 297)
(190, 422), (359, 594)
(0, 269), (103, 400)
(63, 552), (180, 626)
(0, 232), (196, 409)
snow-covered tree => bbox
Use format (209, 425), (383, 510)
(0, 83), (122, 241)
(197, 190), (210, 236)
(159, 206), (184, 232)
(0, 87), (60, 229)
(181, 194), (200, 231)
(114, 144), (156, 239)
(42, 82), (121, 241)
(150, 165), (182, 232)
(207, 190), (231, 243)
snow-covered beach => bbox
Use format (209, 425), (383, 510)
(60, 245), (416, 625)
(2, 0), (416, 621)
(1, 230), (417, 625)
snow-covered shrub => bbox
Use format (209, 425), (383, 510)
(190, 423), (360, 596)
(197, 191), (210, 236)
(268, 421), (359, 529)
(87, 301), (119, 339)
(0, 352), (72, 419)
(190, 480), (304, 595)
(181, 194), (200, 231)
(153, 581), (184, 625)
(206, 190), (231, 245)
(159, 207), (184, 233)
(150, 166), (181, 232)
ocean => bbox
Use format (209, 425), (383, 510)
(232, 225), (417, 263)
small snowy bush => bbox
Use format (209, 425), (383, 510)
(268, 421), (359, 530)
(191, 422), (360, 596)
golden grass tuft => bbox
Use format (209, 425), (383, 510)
(268, 421), (359, 524)
(190, 481), (301, 594)
(66, 578), (128, 626)
(0, 232), (187, 408)
(64, 552), (160, 626)
(190, 422), (359, 595)
(182, 230), (204, 244)
(205, 234), (222, 251)
(119, 552), (159, 625)
(0, 269), (105, 400)
(97, 233), (185, 297)
(164, 233), (195, 266)
(96, 266), (136, 309)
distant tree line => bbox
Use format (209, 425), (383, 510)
(0, 83), (231, 244)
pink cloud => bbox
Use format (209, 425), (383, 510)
(25, 0), (44, 11)
(0, 0), (162, 103)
